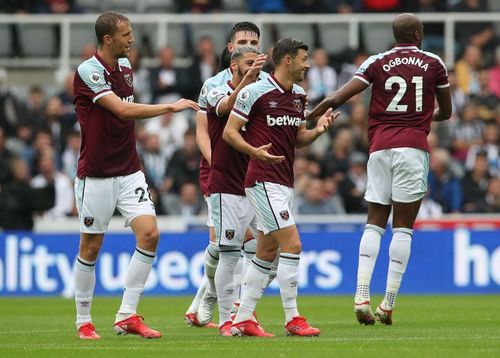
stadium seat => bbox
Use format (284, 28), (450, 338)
(223, 0), (247, 12)
(19, 24), (58, 57)
(276, 23), (315, 48)
(70, 24), (96, 57)
(488, 0), (500, 11)
(139, 0), (177, 13)
(77, 0), (103, 13)
(102, 0), (137, 14)
(0, 25), (12, 57)
(362, 23), (395, 54)
(318, 23), (351, 54)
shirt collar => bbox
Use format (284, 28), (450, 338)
(94, 51), (122, 74)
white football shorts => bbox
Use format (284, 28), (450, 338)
(245, 181), (295, 235)
(74, 170), (156, 233)
(209, 193), (257, 247)
(204, 195), (214, 227)
(365, 147), (430, 205)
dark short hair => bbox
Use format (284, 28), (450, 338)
(272, 37), (308, 65)
(229, 22), (260, 42)
(95, 11), (129, 46)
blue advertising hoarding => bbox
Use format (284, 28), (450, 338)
(0, 227), (499, 296)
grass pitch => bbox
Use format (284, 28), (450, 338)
(0, 295), (499, 357)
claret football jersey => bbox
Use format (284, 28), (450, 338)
(73, 52), (141, 178)
(354, 44), (449, 153)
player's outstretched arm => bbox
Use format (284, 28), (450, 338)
(432, 86), (452, 122)
(217, 54), (267, 117)
(97, 93), (199, 120)
(296, 109), (340, 148)
(196, 111), (212, 164)
(223, 114), (284, 164)
(306, 78), (367, 122)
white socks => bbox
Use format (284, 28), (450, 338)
(204, 242), (219, 295)
(116, 247), (155, 323)
(277, 253), (300, 323)
(381, 228), (412, 311)
(187, 275), (207, 314)
(233, 257), (271, 324)
(74, 256), (96, 328)
(241, 239), (257, 298)
(215, 249), (241, 325)
(355, 224), (385, 304)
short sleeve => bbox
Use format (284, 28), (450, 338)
(353, 55), (377, 85)
(207, 85), (227, 117)
(198, 83), (210, 112)
(76, 62), (112, 103)
(231, 86), (258, 122)
(434, 57), (449, 89)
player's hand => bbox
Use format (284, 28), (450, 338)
(316, 108), (339, 134)
(252, 143), (285, 164)
(244, 54), (267, 83)
(169, 98), (200, 113)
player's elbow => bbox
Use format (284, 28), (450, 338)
(222, 128), (234, 145)
(114, 107), (133, 121)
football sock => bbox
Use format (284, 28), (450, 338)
(74, 256), (96, 328)
(116, 247), (155, 322)
(186, 275), (207, 314)
(233, 256), (271, 324)
(355, 224), (385, 304)
(215, 249), (241, 325)
(267, 251), (279, 286)
(204, 242), (219, 295)
(382, 228), (413, 311)
(278, 252), (300, 323)
(241, 239), (257, 298)
(232, 253), (243, 300)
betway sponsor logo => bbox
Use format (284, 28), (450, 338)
(266, 114), (301, 127)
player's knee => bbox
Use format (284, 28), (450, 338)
(79, 243), (101, 261)
(139, 227), (160, 249)
(283, 241), (302, 255)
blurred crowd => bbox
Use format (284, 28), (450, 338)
(0, 0), (499, 230)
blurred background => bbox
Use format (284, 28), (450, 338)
(0, 1), (498, 297)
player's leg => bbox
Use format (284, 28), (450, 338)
(355, 150), (392, 324)
(114, 171), (161, 338)
(376, 148), (428, 325)
(73, 176), (115, 339)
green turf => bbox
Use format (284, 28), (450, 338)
(0, 295), (499, 357)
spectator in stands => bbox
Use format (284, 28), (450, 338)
(451, 102), (484, 163)
(417, 190), (444, 220)
(80, 43), (96, 61)
(0, 126), (14, 185)
(349, 102), (369, 153)
(35, 0), (82, 14)
(451, 0), (498, 58)
(320, 127), (353, 179)
(338, 151), (368, 213)
(248, 0), (287, 12)
(296, 177), (345, 215)
(190, 36), (219, 100)
(461, 150), (491, 213)
(139, 132), (168, 193)
(175, 0), (222, 13)
(61, 130), (79, 181)
(37, 96), (68, 153)
(470, 68), (497, 121)
(29, 128), (57, 175)
(162, 127), (200, 195)
(362, 0), (401, 12)
(285, 0), (339, 13)
(57, 71), (78, 141)
(0, 68), (23, 137)
(427, 148), (463, 213)
(337, 50), (368, 88)
(448, 70), (468, 119)
(307, 48), (338, 106)
(149, 46), (187, 104)
(162, 182), (206, 217)
(474, 177), (500, 213)
(21, 84), (45, 129)
(487, 46), (500, 98)
(465, 122), (499, 177)
(128, 47), (151, 104)
(454, 44), (482, 95)
(0, 157), (55, 230)
(144, 111), (189, 159)
(31, 150), (74, 218)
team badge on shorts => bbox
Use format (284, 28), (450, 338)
(84, 217), (94, 227)
(225, 229), (235, 240)
(124, 73), (133, 87)
(293, 99), (303, 112)
(279, 210), (290, 221)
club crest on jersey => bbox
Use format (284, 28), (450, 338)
(293, 99), (303, 112)
(124, 73), (133, 87)
(225, 229), (235, 240)
(279, 210), (290, 221)
(84, 217), (94, 227)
